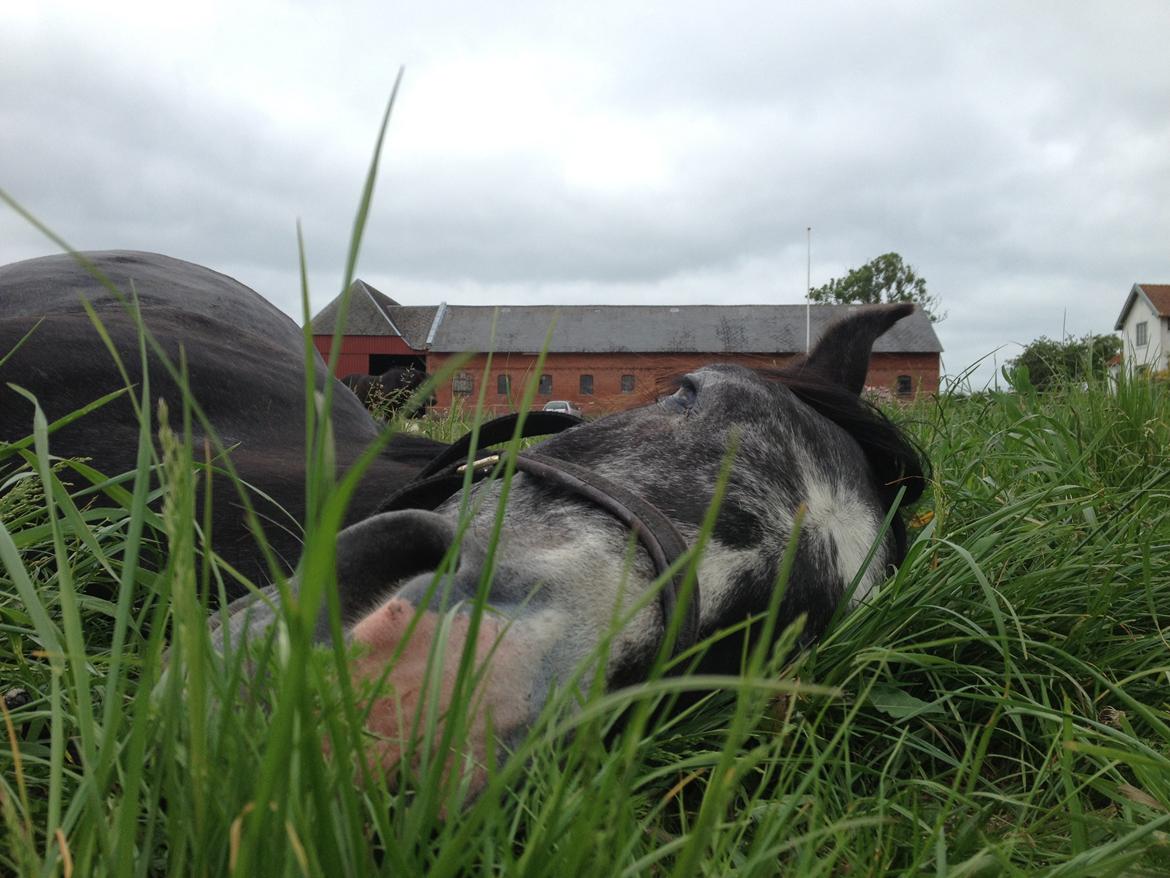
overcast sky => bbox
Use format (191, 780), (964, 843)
(4, 1), (1168, 387)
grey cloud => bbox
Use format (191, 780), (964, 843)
(3, 1), (1168, 388)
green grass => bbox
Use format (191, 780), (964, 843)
(3, 348), (1170, 876)
(3, 97), (1169, 873)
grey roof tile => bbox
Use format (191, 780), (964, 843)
(429, 304), (942, 354)
(385, 304), (439, 349)
(309, 287), (944, 354)
(310, 280), (402, 336)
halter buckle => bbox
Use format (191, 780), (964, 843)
(456, 453), (502, 475)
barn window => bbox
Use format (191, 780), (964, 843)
(579, 374), (594, 395)
(497, 374), (511, 395)
(620, 374), (635, 393)
(896, 375), (913, 397)
(452, 372), (473, 396)
(538, 374), (553, 395)
(1136, 321), (1148, 346)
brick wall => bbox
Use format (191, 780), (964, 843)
(427, 350), (939, 414)
(314, 335), (419, 377)
(866, 353), (941, 398)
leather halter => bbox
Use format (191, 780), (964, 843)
(377, 411), (701, 658)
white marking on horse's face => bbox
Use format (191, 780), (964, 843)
(801, 473), (886, 604)
(690, 537), (769, 627)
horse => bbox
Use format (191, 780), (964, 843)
(1, 250), (925, 794)
(0, 251), (446, 587)
(218, 305), (928, 790)
(342, 366), (429, 415)
(341, 372), (377, 403)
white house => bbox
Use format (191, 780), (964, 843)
(1114, 283), (1170, 376)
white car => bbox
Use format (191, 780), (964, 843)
(542, 399), (584, 418)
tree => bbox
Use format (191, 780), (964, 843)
(1006, 333), (1121, 392)
(810, 252), (944, 322)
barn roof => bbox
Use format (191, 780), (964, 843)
(310, 280), (398, 336)
(427, 303), (942, 354)
(309, 288), (944, 355)
(310, 280), (438, 347)
(1114, 283), (1170, 329)
(384, 303), (440, 348)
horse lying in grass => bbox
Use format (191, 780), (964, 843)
(0, 251), (446, 584)
(0, 250), (925, 791)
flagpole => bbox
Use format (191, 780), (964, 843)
(805, 226), (811, 353)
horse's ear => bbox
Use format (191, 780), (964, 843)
(792, 303), (915, 395)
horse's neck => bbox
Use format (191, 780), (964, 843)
(336, 434), (452, 527)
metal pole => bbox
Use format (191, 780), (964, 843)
(806, 227), (811, 353)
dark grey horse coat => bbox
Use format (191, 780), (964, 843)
(0, 251), (444, 584)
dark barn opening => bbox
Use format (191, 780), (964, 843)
(369, 354), (425, 375)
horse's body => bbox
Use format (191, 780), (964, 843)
(341, 372), (377, 404)
(342, 366), (428, 414)
(1, 250), (924, 793)
(0, 251), (445, 583)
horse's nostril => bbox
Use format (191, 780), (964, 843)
(319, 510), (464, 639)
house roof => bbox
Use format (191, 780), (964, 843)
(429, 303), (941, 354)
(1114, 283), (1170, 330)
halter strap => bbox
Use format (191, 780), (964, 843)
(375, 411), (585, 515)
(413, 410), (586, 479)
(377, 411), (700, 658)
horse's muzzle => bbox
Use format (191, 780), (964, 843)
(320, 508), (469, 640)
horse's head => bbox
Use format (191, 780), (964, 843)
(225, 304), (925, 790)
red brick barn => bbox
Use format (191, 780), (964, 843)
(310, 280), (433, 378)
(311, 283), (943, 415)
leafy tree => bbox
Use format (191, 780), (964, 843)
(1007, 333), (1122, 392)
(810, 252), (944, 322)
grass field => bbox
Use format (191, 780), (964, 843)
(2, 353), (1169, 876)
